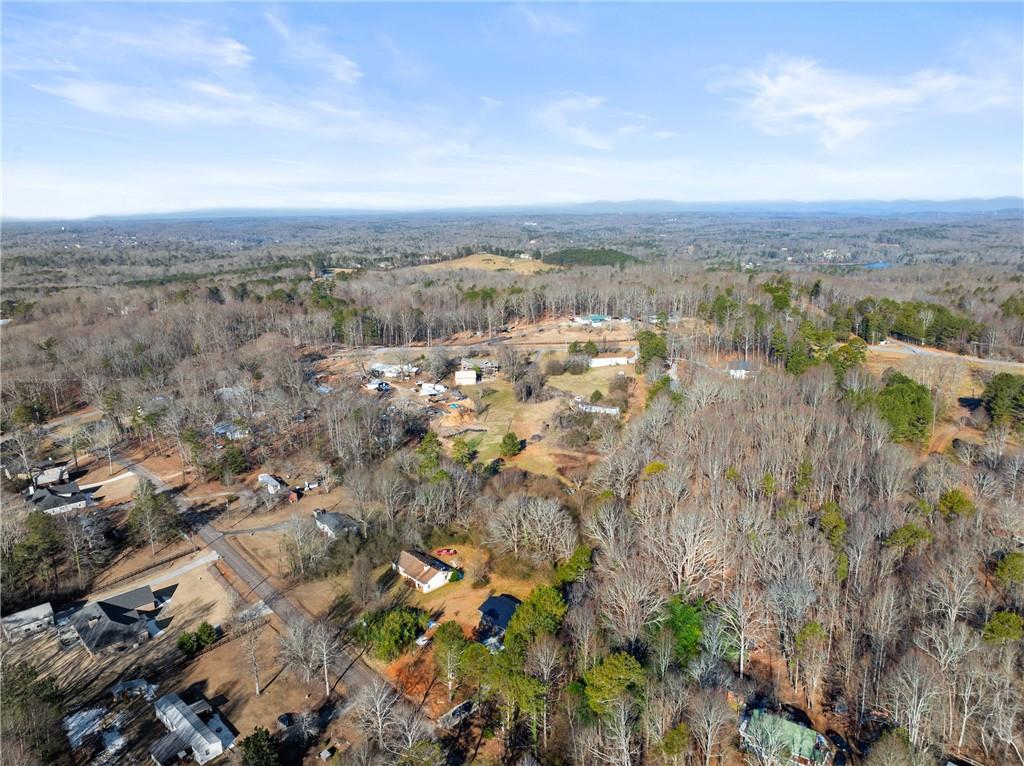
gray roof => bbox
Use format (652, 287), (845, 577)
(69, 587), (155, 653)
(315, 511), (360, 535)
(1, 602), (54, 630)
(153, 693), (222, 761)
(28, 485), (90, 511)
(150, 731), (188, 766)
(727, 359), (755, 371)
(103, 585), (155, 611)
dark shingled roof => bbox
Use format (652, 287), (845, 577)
(478, 594), (521, 633)
(69, 586), (156, 653)
(103, 585), (155, 611)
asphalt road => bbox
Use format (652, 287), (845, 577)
(110, 451), (385, 701)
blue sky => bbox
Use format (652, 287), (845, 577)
(2, 2), (1021, 218)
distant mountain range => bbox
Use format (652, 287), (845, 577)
(9, 197), (1023, 223)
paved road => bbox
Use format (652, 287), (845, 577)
(110, 451), (385, 700)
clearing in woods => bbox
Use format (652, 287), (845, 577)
(865, 342), (1024, 399)
(414, 252), (554, 275)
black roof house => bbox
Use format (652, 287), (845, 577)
(477, 594), (522, 637)
(27, 482), (93, 513)
(70, 585), (157, 655)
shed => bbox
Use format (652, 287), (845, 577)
(454, 370), (478, 386)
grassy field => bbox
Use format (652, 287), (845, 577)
(415, 252), (554, 275)
(470, 380), (562, 465)
(546, 363), (634, 400)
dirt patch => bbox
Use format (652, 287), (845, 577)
(414, 253), (554, 275)
(865, 343), (1024, 400)
(383, 645), (469, 720)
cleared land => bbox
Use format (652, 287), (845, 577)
(866, 340), (1024, 399)
(414, 252), (554, 274)
(546, 362), (636, 400)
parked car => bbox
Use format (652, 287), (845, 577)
(439, 700), (475, 729)
(277, 713), (293, 730)
(435, 548), (457, 556)
(415, 635), (432, 647)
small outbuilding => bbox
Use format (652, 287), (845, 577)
(419, 383), (447, 397)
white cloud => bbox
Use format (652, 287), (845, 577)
(183, 80), (254, 103)
(35, 79), (304, 129)
(479, 96), (503, 114)
(536, 94), (648, 150)
(518, 6), (580, 36)
(718, 55), (1016, 148)
(264, 11), (362, 84)
(5, 21), (252, 72)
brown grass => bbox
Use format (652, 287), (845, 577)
(414, 253), (554, 275)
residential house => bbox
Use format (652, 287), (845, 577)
(459, 358), (500, 377)
(69, 585), (158, 656)
(395, 550), (453, 593)
(257, 473), (285, 494)
(572, 314), (610, 328)
(1, 602), (54, 642)
(30, 460), (69, 489)
(212, 422), (248, 440)
(739, 709), (832, 766)
(589, 355), (635, 368)
(313, 509), (361, 539)
(476, 594), (521, 646)
(728, 360), (757, 380)
(27, 482), (94, 515)
(150, 692), (234, 766)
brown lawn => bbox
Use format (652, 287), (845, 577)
(176, 617), (325, 739)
